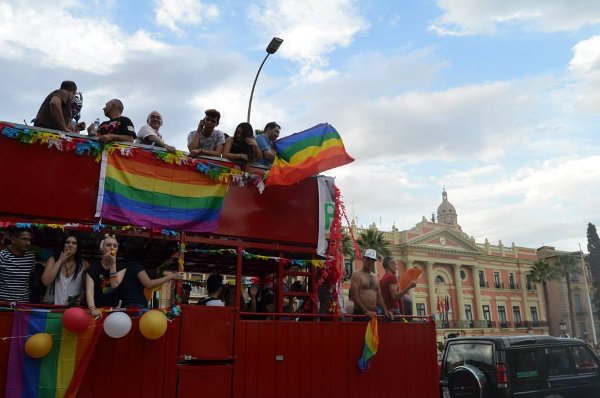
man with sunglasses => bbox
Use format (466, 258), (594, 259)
(187, 108), (226, 157)
(136, 111), (176, 153)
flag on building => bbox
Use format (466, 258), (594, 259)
(6, 308), (102, 398)
(357, 316), (379, 373)
(265, 123), (354, 187)
(97, 149), (228, 232)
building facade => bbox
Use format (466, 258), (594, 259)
(346, 190), (550, 343)
(537, 246), (599, 343)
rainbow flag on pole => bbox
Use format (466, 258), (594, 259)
(97, 149), (228, 232)
(357, 316), (379, 373)
(265, 123), (354, 187)
(6, 308), (101, 398)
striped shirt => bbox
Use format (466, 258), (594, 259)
(0, 248), (36, 302)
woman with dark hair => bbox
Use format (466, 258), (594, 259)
(42, 235), (89, 305)
(222, 122), (262, 164)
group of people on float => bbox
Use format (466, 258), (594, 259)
(0, 227), (302, 318)
(0, 227), (181, 317)
(32, 81), (282, 167)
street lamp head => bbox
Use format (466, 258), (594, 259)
(266, 37), (283, 54)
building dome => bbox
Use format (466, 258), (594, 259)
(437, 188), (458, 226)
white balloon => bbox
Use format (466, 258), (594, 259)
(103, 311), (132, 338)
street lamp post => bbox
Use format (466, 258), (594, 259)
(247, 37), (283, 124)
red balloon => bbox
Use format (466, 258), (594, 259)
(62, 307), (90, 333)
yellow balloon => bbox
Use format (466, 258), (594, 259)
(139, 310), (168, 340)
(25, 333), (53, 359)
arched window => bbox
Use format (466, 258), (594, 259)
(435, 275), (445, 284)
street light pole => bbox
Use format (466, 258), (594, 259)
(247, 37), (283, 124)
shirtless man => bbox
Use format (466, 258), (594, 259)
(349, 249), (392, 320)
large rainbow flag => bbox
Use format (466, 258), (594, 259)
(97, 149), (228, 232)
(6, 308), (101, 398)
(265, 123), (354, 187)
(356, 316), (379, 373)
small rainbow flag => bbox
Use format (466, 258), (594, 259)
(97, 149), (228, 232)
(357, 316), (379, 373)
(265, 123), (354, 187)
(6, 308), (101, 398)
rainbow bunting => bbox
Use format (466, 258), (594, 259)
(6, 308), (101, 398)
(97, 149), (228, 232)
(265, 123), (354, 187)
(357, 316), (379, 373)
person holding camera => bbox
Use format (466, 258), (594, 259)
(136, 111), (176, 153)
(187, 108), (226, 157)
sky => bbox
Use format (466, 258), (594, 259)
(1, 0), (599, 252)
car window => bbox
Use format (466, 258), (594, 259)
(444, 343), (494, 376)
(512, 349), (540, 379)
(546, 347), (573, 376)
(570, 345), (599, 373)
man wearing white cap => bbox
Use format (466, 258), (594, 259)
(349, 249), (392, 320)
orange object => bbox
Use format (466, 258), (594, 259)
(399, 267), (422, 290)
(110, 249), (115, 256)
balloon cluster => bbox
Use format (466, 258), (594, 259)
(24, 308), (169, 359)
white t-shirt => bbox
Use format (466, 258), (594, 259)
(206, 299), (225, 306)
(136, 124), (162, 145)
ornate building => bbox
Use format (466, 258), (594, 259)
(347, 189), (549, 343)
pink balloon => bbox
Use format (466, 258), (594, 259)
(62, 307), (90, 333)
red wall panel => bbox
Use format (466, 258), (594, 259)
(179, 305), (235, 360)
(233, 320), (440, 398)
(0, 133), (318, 245)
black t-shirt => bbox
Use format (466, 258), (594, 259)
(97, 116), (136, 139)
(117, 262), (148, 308)
(86, 262), (125, 307)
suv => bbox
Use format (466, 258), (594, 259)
(439, 335), (600, 398)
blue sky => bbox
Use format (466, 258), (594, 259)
(1, 0), (599, 251)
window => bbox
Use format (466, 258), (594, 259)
(498, 306), (507, 326)
(494, 272), (501, 288)
(444, 343), (494, 376)
(509, 273), (516, 289)
(546, 347), (573, 376)
(460, 269), (467, 281)
(465, 304), (473, 321)
(530, 307), (539, 323)
(344, 259), (353, 279)
(575, 294), (584, 313)
(512, 350), (540, 379)
(570, 345), (599, 373)
(513, 306), (522, 326)
(483, 305), (491, 326)
(435, 275), (445, 284)
(478, 270), (486, 287)
(416, 303), (426, 316)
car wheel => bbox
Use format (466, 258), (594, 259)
(448, 365), (489, 398)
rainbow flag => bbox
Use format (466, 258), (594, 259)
(357, 316), (379, 373)
(265, 123), (354, 187)
(6, 308), (101, 398)
(97, 149), (228, 232)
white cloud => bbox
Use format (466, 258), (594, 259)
(154, 0), (219, 35)
(430, 0), (600, 36)
(0, 1), (167, 75)
(249, 0), (368, 81)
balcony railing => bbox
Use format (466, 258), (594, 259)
(509, 283), (518, 290)
(494, 282), (504, 289)
(479, 281), (489, 288)
(435, 320), (548, 330)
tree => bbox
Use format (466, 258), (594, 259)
(356, 228), (391, 259)
(554, 255), (582, 337)
(528, 260), (559, 329)
(342, 232), (357, 261)
(587, 223), (600, 308)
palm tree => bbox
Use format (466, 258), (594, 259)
(356, 228), (391, 259)
(342, 232), (357, 261)
(528, 260), (559, 329)
(554, 255), (582, 337)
